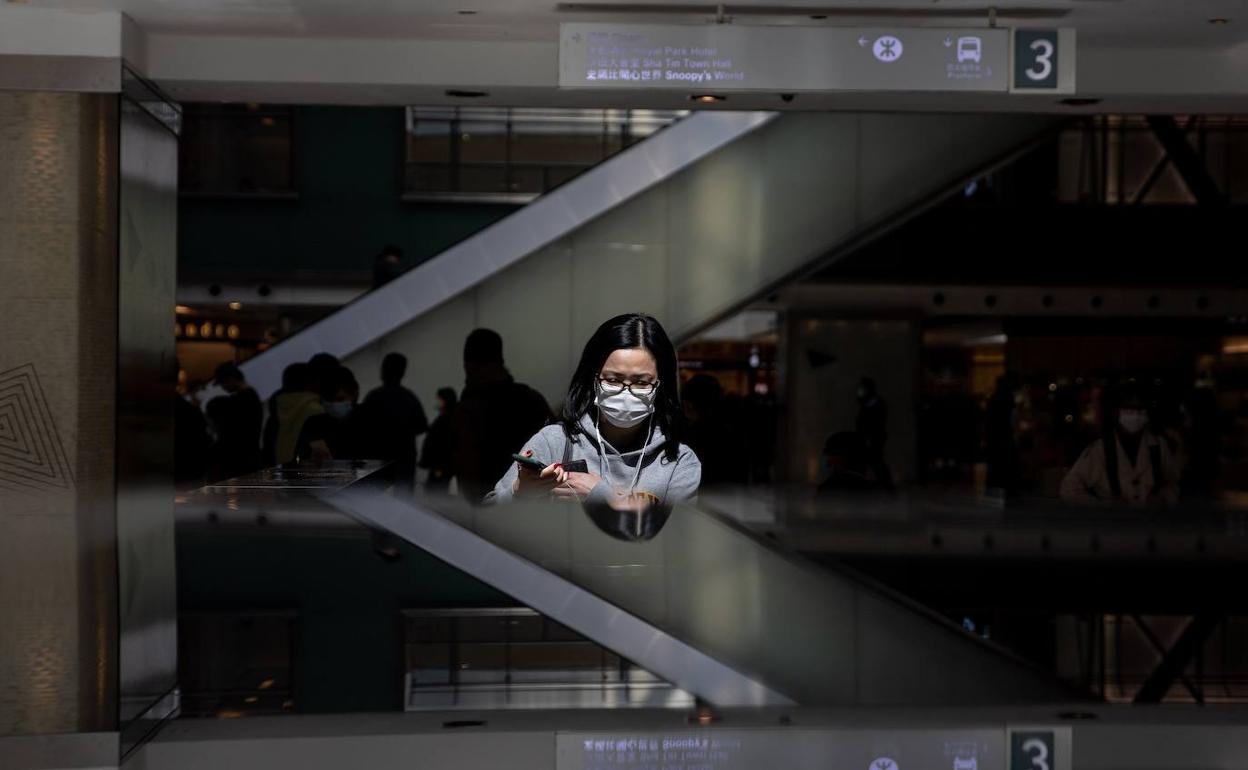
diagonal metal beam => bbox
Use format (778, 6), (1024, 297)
(1146, 116), (1225, 206)
(1132, 613), (1223, 704)
(1131, 117), (1196, 205)
(1129, 615), (1201, 703)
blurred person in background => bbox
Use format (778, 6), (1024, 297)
(985, 373), (1023, 498)
(307, 352), (341, 398)
(362, 352), (428, 491)
(817, 431), (889, 495)
(269, 362), (323, 465)
(296, 365), (374, 463)
(372, 243), (404, 288)
(453, 328), (552, 503)
(1060, 381), (1180, 506)
(206, 362), (263, 481)
(419, 387), (458, 493)
(855, 376), (894, 490)
(175, 391), (210, 488)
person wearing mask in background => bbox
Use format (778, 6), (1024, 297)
(362, 352), (428, 491)
(985, 373), (1023, 498)
(487, 313), (701, 520)
(270, 362), (323, 465)
(453, 329), (552, 503)
(1060, 382), (1180, 506)
(206, 362), (263, 481)
(296, 366), (373, 463)
(419, 387), (458, 493)
(372, 244), (404, 288)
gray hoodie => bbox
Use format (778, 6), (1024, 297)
(486, 413), (701, 506)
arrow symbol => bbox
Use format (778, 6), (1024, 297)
(944, 37), (953, 47)
(858, 36), (870, 47)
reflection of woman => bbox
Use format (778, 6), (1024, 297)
(487, 313), (701, 512)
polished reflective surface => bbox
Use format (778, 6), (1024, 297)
(328, 480), (1074, 708)
(117, 81), (181, 757)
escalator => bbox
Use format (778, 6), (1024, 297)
(239, 110), (1061, 404)
(184, 466), (1077, 708)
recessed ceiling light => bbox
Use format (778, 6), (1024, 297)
(1209, 17), (1231, 25)
(1059, 97), (1101, 107)
(445, 89), (489, 98)
(691, 94), (726, 103)
(228, 301), (243, 311)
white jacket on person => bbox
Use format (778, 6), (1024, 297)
(1059, 431), (1179, 506)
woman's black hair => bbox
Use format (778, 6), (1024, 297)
(561, 313), (683, 461)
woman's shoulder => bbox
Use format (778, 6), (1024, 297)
(525, 423), (570, 451)
(671, 442), (702, 465)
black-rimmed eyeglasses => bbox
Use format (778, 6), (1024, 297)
(598, 375), (659, 397)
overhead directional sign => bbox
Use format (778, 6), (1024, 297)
(560, 23), (1020, 93)
(561, 24), (1076, 95)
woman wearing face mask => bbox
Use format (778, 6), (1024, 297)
(487, 313), (701, 512)
(1060, 382), (1180, 506)
(295, 365), (373, 463)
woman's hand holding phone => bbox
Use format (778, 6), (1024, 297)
(512, 451), (565, 497)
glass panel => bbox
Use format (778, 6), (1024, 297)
(457, 615), (508, 642)
(509, 110), (605, 165)
(407, 117), (452, 163)
(177, 612), (295, 717)
(406, 615), (453, 642)
(456, 642), (508, 684)
(458, 119), (508, 164)
(401, 107), (688, 197)
(179, 104), (294, 195)
(457, 163), (508, 194)
(406, 643), (452, 686)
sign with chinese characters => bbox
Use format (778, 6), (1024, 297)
(559, 24), (1017, 93)
(556, 728), (1006, 770)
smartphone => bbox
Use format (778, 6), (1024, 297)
(512, 453), (547, 472)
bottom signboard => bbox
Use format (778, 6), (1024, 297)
(557, 726), (1071, 770)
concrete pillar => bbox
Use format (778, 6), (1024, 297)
(0, 90), (121, 739)
(0, 14), (179, 766)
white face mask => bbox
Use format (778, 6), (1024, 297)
(596, 381), (656, 429)
(1118, 408), (1148, 435)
